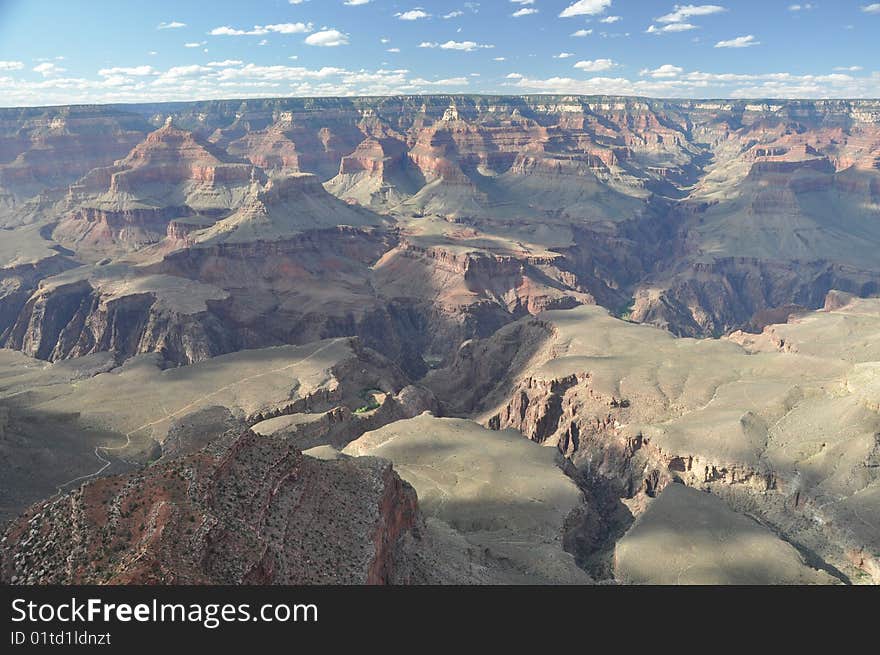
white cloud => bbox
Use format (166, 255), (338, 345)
(493, 57), (507, 61)
(861, 4), (880, 13)
(788, 3), (815, 10)
(157, 21), (186, 30)
(387, 48), (401, 53)
(304, 29), (350, 47)
(33, 62), (65, 76)
(443, 11), (464, 19)
(419, 40), (494, 51)
(647, 23), (698, 33)
(571, 29), (593, 37)
(510, 0), (535, 4)
(207, 60), (244, 67)
(396, 9), (431, 20)
(512, 8), (538, 16)
(184, 42), (206, 48)
(641, 64), (684, 78)
(506, 68), (880, 99)
(833, 65), (863, 71)
(555, 52), (575, 59)
(98, 65), (157, 76)
(506, 72), (524, 79)
(2, 60), (878, 106)
(600, 16), (622, 23)
(559, 0), (612, 17)
(657, 4), (727, 23)
(344, 0), (372, 4)
(209, 23), (313, 36)
(715, 34), (760, 48)
(574, 58), (616, 71)
(0, 61), (24, 71)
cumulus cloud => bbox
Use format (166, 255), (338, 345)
(396, 9), (431, 20)
(33, 62), (65, 77)
(574, 58), (616, 71)
(98, 66), (157, 76)
(571, 29), (593, 37)
(209, 23), (313, 36)
(647, 4), (726, 33)
(647, 23), (698, 33)
(600, 16), (622, 23)
(512, 8), (538, 16)
(861, 3), (880, 13)
(2, 59), (878, 106)
(419, 40), (494, 51)
(715, 35), (760, 48)
(304, 30), (350, 47)
(657, 4), (727, 23)
(0, 61), (24, 71)
(641, 64), (684, 78)
(443, 11), (464, 19)
(559, 1), (612, 18)
(506, 68), (880, 99)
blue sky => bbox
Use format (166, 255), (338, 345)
(0, 0), (877, 106)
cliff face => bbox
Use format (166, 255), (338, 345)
(425, 300), (880, 583)
(0, 94), (878, 383)
(0, 107), (151, 220)
(0, 427), (421, 584)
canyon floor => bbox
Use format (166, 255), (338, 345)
(1, 96), (879, 584)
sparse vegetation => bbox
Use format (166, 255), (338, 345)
(354, 388), (383, 414)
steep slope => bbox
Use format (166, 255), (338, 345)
(0, 336), (409, 524)
(0, 428), (422, 585)
(425, 297), (880, 583)
(52, 119), (262, 253)
(344, 414), (592, 584)
(0, 106), (150, 225)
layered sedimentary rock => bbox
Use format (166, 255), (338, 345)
(0, 96), (879, 585)
(425, 298), (880, 583)
(0, 335), (412, 526)
(1, 96), (877, 357)
(0, 428), (422, 584)
(0, 106), (150, 223)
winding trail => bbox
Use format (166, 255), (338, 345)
(55, 340), (340, 495)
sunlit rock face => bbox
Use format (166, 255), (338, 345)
(0, 96), (879, 585)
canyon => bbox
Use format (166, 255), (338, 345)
(1, 95), (879, 585)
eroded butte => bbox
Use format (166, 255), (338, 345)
(1, 96), (879, 585)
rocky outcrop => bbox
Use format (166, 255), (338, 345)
(0, 107), (150, 218)
(631, 258), (880, 337)
(0, 427), (422, 584)
(1, 278), (232, 365)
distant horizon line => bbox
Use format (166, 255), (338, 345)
(2, 93), (880, 111)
